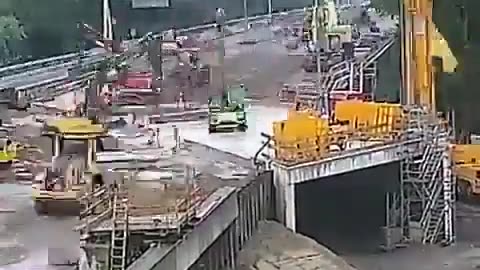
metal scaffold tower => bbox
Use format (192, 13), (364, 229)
(400, 107), (455, 244)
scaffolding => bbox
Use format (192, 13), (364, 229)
(77, 165), (206, 269)
(387, 107), (455, 245)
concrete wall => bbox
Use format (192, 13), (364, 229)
(271, 140), (421, 232)
(128, 188), (237, 270)
(189, 171), (275, 270)
(127, 171), (274, 270)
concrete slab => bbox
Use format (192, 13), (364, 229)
(272, 139), (421, 184)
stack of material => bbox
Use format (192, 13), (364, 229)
(334, 100), (403, 138)
(272, 110), (329, 164)
(127, 182), (206, 217)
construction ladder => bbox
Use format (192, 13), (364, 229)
(110, 194), (129, 270)
(402, 108), (454, 245)
(419, 130), (453, 244)
(418, 123), (453, 244)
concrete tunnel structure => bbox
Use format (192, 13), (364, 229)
(271, 140), (421, 232)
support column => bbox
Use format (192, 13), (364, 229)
(52, 135), (61, 168)
(273, 169), (295, 230)
(285, 183), (296, 232)
(53, 135), (61, 157)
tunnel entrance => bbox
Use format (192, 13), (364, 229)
(295, 162), (400, 255)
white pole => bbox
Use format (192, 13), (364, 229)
(102, 0), (113, 41)
(268, 0), (273, 21)
(244, 0), (249, 30)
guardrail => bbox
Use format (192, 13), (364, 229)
(0, 53), (78, 78)
(6, 8), (307, 96)
(0, 48), (106, 79)
(3, 8), (306, 77)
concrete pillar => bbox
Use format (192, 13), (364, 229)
(285, 183), (296, 232)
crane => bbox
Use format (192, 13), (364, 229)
(401, 0), (436, 112)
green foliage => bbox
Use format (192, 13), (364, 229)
(371, 0), (399, 15)
(0, 15), (25, 62)
(0, 0), (100, 58)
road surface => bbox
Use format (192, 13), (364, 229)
(0, 14), (302, 270)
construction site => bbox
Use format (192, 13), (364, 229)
(3, 0), (480, 269)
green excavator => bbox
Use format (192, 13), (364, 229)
(208, 85), (248, 133)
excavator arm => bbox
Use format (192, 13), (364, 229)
(402, 0), (435, 111)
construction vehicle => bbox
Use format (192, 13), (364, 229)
(32, 117), (107, 215)
(451, 144), (480, 199)
(208, 85), (248, 133)
(304, 0), (352, 51)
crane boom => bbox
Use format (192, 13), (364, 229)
(402, 0), (435, 111)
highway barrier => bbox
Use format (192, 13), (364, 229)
(3, 8), (307, 97)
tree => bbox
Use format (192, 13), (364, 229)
(8, 0), (100, 58)
(0, 15), (25, 62)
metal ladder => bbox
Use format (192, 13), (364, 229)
(418, 129), (451, 244)
(110, 194), (129, 270)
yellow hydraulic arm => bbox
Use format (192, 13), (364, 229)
(402, 0), (435, 111)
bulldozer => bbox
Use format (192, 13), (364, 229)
(208, 85), (248, 133)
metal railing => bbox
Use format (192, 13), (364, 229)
(3, 8), (306, 78)
(4, 8), (307, 98)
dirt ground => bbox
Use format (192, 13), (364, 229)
(236, 221), (356, 270)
